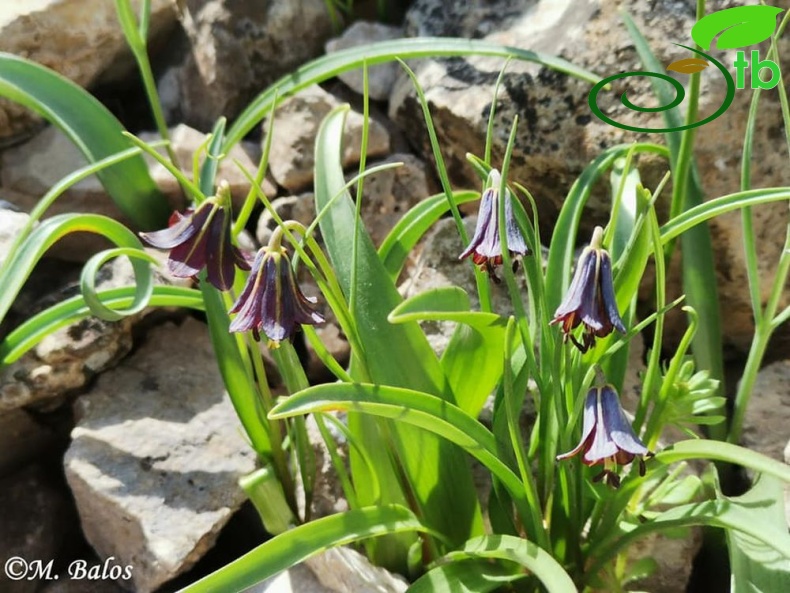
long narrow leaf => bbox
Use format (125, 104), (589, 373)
(0, 53), (168, 228)
(225, 38), (602, 150)
(179, 505), (427, 593)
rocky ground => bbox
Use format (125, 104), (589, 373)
(0, 0), (788, 592)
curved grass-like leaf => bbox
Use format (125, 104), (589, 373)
(727, 475), (790, 593)
(0, 286), (203, 365)
(389, 287), (508, 417)
(0, 214), (149, 328)
(314, 106), (484, 558)
(588, 482), (790, 578)
(440, 535), (577, 593)
(378, 190), (479, 282)
(407, 559), (523, 593)
(659, 188), (790, 244)
(0, 53), (168, 229)
(179, 505), (427, 593)
(79, 247), (159, 321)
(654, 439), (790, 483)
(224, 38), (602, 149)
(691, 6), (783, 50)
(269, 383), (533, 529)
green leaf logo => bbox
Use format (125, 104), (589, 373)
(691, 5), (783, 50)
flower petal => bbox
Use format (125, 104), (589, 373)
(557, 388), (598, 460)
(598, 251), (626, 334)
(600, 385), (649, 457)
(459, 187), (495, 260)
(504, 190), (529, 257)
(552, 247), (597, 325)
(205, 208), (237, 291)
(139, 206), (205, 249)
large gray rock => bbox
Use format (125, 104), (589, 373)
(0, 0), (177, 141)
(160, 0), (334, 129)
(64, 318), (256, 592)
(265, 85), (391, 192)
(325, 22), (404, 101)
(391, 0), (790, 354)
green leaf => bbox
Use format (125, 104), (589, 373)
(225, 38), (602, 150)
(441, 535), (577, 593)
(180, 505), (427, 593)
(0, 53), (168, 229)
(389, 287), (507, 417)
(726, 475), (790, 593)
(314, 106), (483, 560)
(0, 286), (203, 365)
(408, 559), (522, 593)
(269, 382), (533, 532)
(692, 6), (783, 50)
(378, 191), (479, 282)
(654, 440), (790, 484)
(0, 214), (147, 328)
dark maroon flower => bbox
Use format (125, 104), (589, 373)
(550, 226), (625, 352)
(229, 247), (324, 347)
(459, 169), (529, 280)
(557, 385), (651, 488)
(140, 186), (248, 291)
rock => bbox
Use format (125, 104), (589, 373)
(256, 153), (433, 247)
(0, 126), (133, 261)
(391, 0), (790, 354)
(741, 359), (790, 463)
(325, 22), (404, 101)
(305, 546), (408, 593)
(0, 0), (177, 141)
(265, 85), (391, 192)
(140, 124), (277, 214)
(252, 564), (332, 593)
(399, 215), (527, 356)
(627, 527), (703, 593)
(64, 318), (257, 593)
(0, 464), (74, 593)
(161, 0), (334, 129)
(0, 249), (184, 412)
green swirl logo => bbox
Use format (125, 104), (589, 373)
(589, 6), (783, 133)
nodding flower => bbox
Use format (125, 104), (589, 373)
(229, 245), (324, 348)
(550, 226), (625, 352)
(140, 181), (249, 291)
(557, 385), (651, 488)
(459, 169), (529, 281)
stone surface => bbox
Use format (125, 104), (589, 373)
(257, 153), (433, 247)
(306, 547), (408, 593)
(741, 359), (790, 463)
(0, 464), (74, 593)
(0, 0), (177, 141)
(265, 85), (391, 192)
(325, 21), (404, 101)
(248, 564), (332, 593)
(0, 125), (131, 261)
(64, 318), (256, 593)
(0, 249), (184, 412)
(160, 0), (334, 129)
(391, 0), (790, 354)
(140, 124), (277, 213)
